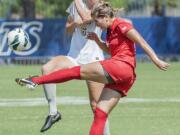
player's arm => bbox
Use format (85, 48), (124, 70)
(74, 0), (92, 23)
(66, 15), (83, 34)
(66, 15), (76, 34)
(87, 32), (110, 53)
(125, 29), (170, 71)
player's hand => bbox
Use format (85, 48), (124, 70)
(154, 59), (170, 71)
(75, 20), (89, 28)
(86, 32), (99, 42)
(74, 19), (83, 27)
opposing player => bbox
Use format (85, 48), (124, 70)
(16, 1), (169, 135)
(38, 0), (111, 134)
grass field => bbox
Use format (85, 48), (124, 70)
(0, 62), (180, 135)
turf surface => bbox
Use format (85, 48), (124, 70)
(0, 62), (179, 135)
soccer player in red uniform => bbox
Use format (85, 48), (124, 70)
(16, 2), (169, 135)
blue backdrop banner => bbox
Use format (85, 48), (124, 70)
(132, 17), (180, 55)
(0, 17), (180, 57)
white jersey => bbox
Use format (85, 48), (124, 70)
(66, 0), (104, 65)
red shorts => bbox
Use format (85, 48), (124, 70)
(100, 59), (136, 97)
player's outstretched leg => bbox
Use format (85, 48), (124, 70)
(15, 62), (108, 87)
(15, 66), (81, 88)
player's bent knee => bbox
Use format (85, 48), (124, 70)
(80, 68), (88, 78)
(41, 64), (53, 74)
(91, 100), (97, 112)
(80, 67), (97, 78)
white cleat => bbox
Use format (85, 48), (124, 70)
(15, 77), (38, 90)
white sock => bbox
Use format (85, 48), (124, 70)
(103, 119), (111, 135)
(43, 84), (57, 115)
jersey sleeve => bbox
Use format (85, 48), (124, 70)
(118, 21), (134, 34)
(66, 2), (75, 18)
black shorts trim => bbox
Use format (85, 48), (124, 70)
(102, 67), (115, 84)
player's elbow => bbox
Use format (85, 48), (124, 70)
(65, 24), (74, 34)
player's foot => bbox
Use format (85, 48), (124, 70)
(40, 112), (62, 132)
(15, 76), (38, 89)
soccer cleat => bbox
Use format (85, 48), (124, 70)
(15, 76), (38, 89)
(40, 112), (62, 132)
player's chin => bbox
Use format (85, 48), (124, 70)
(100, 26), (106, 30)
(97, 25), (105, 30)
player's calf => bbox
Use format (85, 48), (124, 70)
(89, 107), (108, 135)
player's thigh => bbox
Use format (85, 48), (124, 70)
(86, 81), (104, 109)
(97, 88), (122, 114)
(80, 62), (108, 83)
(42, 56), (75, 74)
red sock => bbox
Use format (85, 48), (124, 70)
(89, 107), (108, 135)
(32, 66), (81, 84)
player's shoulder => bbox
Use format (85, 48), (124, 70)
(115, 18), (134, 34)
(117, 18), (133, 26)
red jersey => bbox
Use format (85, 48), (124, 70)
(106, 18), (136, 68)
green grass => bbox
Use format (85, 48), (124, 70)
(0, 62), (180, 135)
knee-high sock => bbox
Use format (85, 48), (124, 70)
(103, 119), (111, 135)
(89, 108), (108, 135)
(43, 84), (57, 115)
(32, 66), (81, 84)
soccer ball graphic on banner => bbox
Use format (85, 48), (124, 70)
(7, 28), (30, 51)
